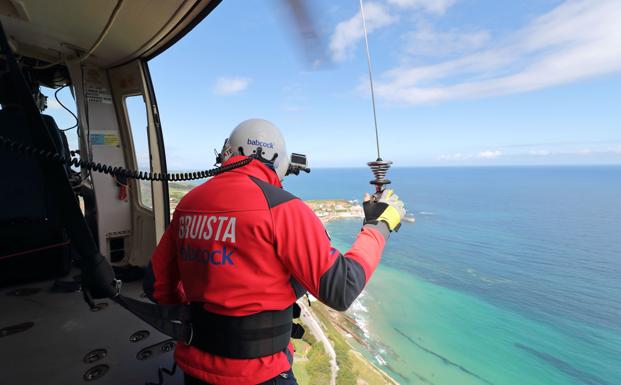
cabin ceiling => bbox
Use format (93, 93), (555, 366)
(0, 0), (220, 68)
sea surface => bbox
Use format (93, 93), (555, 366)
(284, 166), (621, 385)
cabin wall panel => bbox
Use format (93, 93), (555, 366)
(67, 63), (133, 259)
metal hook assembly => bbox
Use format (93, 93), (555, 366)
(367, 158), (392, 193)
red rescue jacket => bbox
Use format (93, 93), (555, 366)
(151, 156), (387, 384)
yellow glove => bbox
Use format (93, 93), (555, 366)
(363, 189), (406, 232)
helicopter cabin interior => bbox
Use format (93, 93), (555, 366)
(0, 1), (223, 384)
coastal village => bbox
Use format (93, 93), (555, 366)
(305, 199), (365, 223)
(165, 182), (413, 226)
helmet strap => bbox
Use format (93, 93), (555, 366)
(240, 146), (279, 171)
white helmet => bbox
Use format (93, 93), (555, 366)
(219, 119), (290, 180)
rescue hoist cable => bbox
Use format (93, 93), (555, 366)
(358, 0), (393, 194)
(359, 0), (380, 160)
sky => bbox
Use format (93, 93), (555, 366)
(48, 0), (621, 168)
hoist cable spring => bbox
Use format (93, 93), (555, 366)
(367, 159), (393, 191)
(0, 135), (252, 182)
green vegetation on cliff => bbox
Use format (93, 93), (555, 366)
(292, 303), (398, 385)
(313, 303), (399, 385)
(306, 341), (332, 385)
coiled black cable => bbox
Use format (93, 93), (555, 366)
(54, 85), (79, 131)
(0, 135), (252, 181)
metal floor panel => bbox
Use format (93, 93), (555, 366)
(0, 273), (182, 385)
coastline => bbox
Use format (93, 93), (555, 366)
(296, 199), (402, 385)
(305, 198), (415, 225)
(169, 174), (621, 385)
(305, 199), (364, 224)
(299, 299), (400, 385)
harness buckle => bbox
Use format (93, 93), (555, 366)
(112, 279), (122, 298)
(181, 322), (194, 346)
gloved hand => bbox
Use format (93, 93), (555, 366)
(363, 189), (406, 232)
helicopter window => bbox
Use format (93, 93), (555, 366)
(124, 95), (152, 209)
(38, 86), (84, 215)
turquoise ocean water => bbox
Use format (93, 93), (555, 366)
(285, 166), (621, 385)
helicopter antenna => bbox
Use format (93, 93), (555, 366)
(359, 0), (393, 194)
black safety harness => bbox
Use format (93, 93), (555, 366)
(116, 296), (302, 359)
(0, 22), (303, 360)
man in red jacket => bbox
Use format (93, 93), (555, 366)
(150, 119), (405, 385)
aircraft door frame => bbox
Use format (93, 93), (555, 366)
(141, 60), (171, 232)
(108, 59), (170, 267)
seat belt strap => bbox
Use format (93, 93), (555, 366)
(115, 295), (192, 342)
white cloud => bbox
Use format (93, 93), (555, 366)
(478, 150), (502, 159)
(46, 99), (63, 109)
(403, 23), (490, 56)
(436, 144), (621, 164)
(374, 0), (621, 105)
(438, 152), (464, 161)
(438, 149), (502, 161)
(438, 152), (470, 161)
(213, 76), (251, 95)
(529, 149), (551, 156)
(387, 0), (457, 15)
(330, 2), (397, 62)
